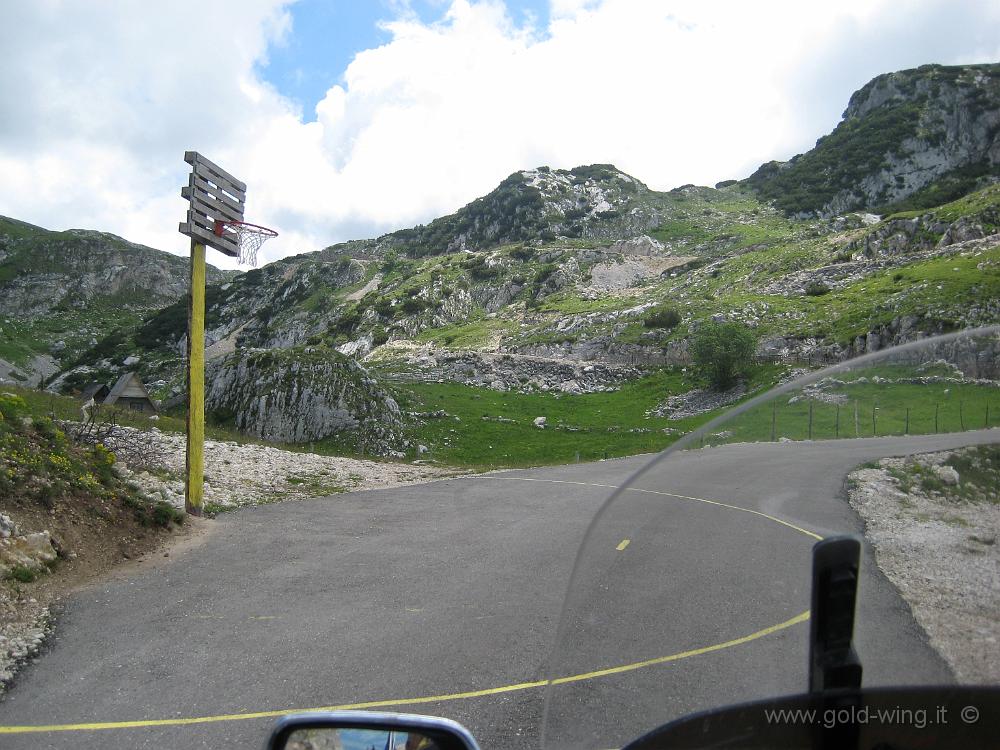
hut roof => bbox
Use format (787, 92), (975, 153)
(104, 371), (156, 410)
(79, 382), (110, 402)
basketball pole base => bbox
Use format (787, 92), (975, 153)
(185, 240), (206, 516)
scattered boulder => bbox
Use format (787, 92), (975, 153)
(400, 348), (640, 393)
(608, 235), (666, 257)
(0, 531), (59, 578)
(648, 383), (748, 420)
(934, 465), (960, 486)
(534, 416), (547, 429)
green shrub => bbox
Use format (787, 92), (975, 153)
(330, 307), (361, 335)
(8, 565), (38, 583)
(0, 392), (27, 421)
(33, 416), (63, 442)
(90, 444), (117, 485)
(805, 281), (831, 296)
(401, 298), (428, 315)
(643, 306), (682, 329)
(371, 327), (390, 347)
(463, 255), (502, 281)
(152, 501), (184, 527)
(690, 322), (758, 390)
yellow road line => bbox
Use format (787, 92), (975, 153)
(630, 488), (823, 541)
(479, 476), (823, 541)
(616, 539), (631, 551)
(0, 611), (809, 734)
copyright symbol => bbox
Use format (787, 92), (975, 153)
(961, 706), (979, 724)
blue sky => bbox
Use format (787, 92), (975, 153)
(260, 0), (550, 120)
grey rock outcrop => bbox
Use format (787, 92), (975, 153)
(206, 345), (405, 455)
(826, 65), (1000, 215)
(400, 348), (641, 392)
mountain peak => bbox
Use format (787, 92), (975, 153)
(744, 62), (1000, 217)
(334, 163), (652, 259)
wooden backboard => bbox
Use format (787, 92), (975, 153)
(178, 151), (246, 257)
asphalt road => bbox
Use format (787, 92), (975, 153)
(1, 430), (996, 750)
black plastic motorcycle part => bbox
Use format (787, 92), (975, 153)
(809, 535), (863, 693)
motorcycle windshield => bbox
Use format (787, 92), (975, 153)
(541, 326), (1000, 750)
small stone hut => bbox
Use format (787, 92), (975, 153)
(103, 372), (158, 414)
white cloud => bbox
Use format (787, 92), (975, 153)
(0, 0), (998, 270)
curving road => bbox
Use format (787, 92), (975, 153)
(0, 430), (996, 749)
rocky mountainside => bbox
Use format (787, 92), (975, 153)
(63, 178), (1000, 404)
(0, 216), (232, 385)
(743, 63), (1000, 217)
(7, 62), (1000, 453)
(322, 164), (658, 259)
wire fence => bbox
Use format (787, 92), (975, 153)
(720, 397), (998, 445)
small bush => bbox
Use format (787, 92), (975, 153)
(919, 474), (946, 494)
(643, 307), (682, 329)
(330, 307), (361, 335)
(90, 444), (117, 485)
(8, 565), (38, 583)
(401, 298), (428, 315)
(0, 392), (27, 421)
(690, 321), (758, 390)
(152, 501), (184, 527)
(374, 299), (395, 317)
(804, 281), (831, 296)
(463, 255), (502, 281)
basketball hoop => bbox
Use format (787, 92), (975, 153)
(214, 219), (277, 267)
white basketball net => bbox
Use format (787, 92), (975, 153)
(223, 222), (277, 267)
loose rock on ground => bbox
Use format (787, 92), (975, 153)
(847, 447), (999, 684)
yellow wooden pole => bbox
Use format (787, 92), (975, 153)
(185, 240), (206, 516)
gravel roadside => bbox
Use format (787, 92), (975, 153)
(114, 427), (461, 510)
(847, 447), (999, 684)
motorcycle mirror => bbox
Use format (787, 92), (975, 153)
(267, 711), (482, 750)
